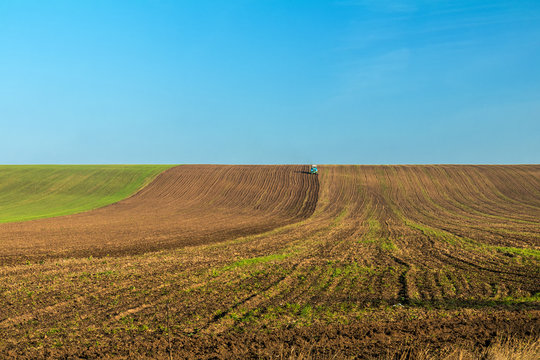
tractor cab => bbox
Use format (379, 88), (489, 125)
(310, 165), (318, 175)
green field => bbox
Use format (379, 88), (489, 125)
(0, 165), (173, 223)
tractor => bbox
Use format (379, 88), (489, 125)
(310, 165), (318, 175)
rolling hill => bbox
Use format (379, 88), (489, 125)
(0, 165), (172, 223)
(0, 164), (538, 358)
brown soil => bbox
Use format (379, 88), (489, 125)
(0, 165), (538, 359)
(0, 165), (318, 264)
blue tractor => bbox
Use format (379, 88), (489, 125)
(310, 164), (318, 175)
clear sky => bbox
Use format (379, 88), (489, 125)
(1, 0), (539, 164)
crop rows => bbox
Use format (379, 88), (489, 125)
(0, 165), (538, 358)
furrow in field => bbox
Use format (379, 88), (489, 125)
(0, 165), (539, 358)
(0, 165), (319, 264)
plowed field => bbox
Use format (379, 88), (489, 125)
(0, 165), (318, 264)
(0, 165), (539, 359)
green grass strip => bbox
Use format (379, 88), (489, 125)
(224, 253), (290, 270)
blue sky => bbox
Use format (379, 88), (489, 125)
(1, 0), (539, 164)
